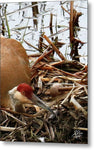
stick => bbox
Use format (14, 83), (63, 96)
(61, 5), (70, 15)
(24, 39), (40, 51)
(70, 95), (87, 118)
(70, 1), (74, 42)
(5, 10), (11, 38)
(40, 62), (81, 79)
(2, 110), (26, 126)
(43, 35), (66, 61)
(31, 48), (53, 68)
(0, 126), (16, 132)
(61, 85), (75, 105)
(73, 127), (88, 131)
(50, 13), (53, 34)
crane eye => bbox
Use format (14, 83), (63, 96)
(21, 91), (25, 95)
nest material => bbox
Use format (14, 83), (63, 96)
(0, 58), (88, 143)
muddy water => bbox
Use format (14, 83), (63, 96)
(1, 1), (87, 64)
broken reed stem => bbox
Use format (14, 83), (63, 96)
(31, 47), (53, 68)
(41, 62), (81, 79)
(61, 5), (70, 15)
(28, 53), (41, 57)
(50, 13), (53, 34)
(0, 126), (16, 132)
(1, 110), (26, 125)
(5, 10), (11, 38)
(49, 125), (55, 140)
(50, 13), (53, 28)
(21, 19), (29, 44)
(43, 34), (67, 61)
(70, 95), (87, 118)
(61, 85), (75, 105)
(24, 39), (40, 51)
(73, 127), (88, 131)
(70, 1), (74, 42)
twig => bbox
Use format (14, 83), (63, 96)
(21, 19), (29, 43)
(48, 27), (69, 38)
(0, 126), (16, 132)
(28, 53), (41, 57)
(5, 10), (11, 38)
(61, 84), (75, 105)
(24, 39), (40, 51)
(70, 1), (74, 42)
(43, 34), (66, 61)
(44, 122), (51, 139)
(70, 95), (87, 118)
(61, 5), (70, 15)
(2, 4), (38, 17)
(73, 127), (88, 131)
(50, 13), (53, 34)
(49, 125), (55, 140)
(2, 110), (26, 126)
(31, 47), (53, 68)
(40, 62), (81, 79)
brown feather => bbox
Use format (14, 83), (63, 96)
(0, 36), (31, 109)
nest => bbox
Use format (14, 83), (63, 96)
(0, 58), (88, 143)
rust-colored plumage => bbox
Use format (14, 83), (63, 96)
(0, 36), (31, 109)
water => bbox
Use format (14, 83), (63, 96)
(0, 0), (87, 64)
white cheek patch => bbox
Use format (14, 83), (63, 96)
(14, 91), (24, 101)
(8, 86), (33, 105)
(14, 91), (32, 104)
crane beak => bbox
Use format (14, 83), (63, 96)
(31, 93), (55, 115)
